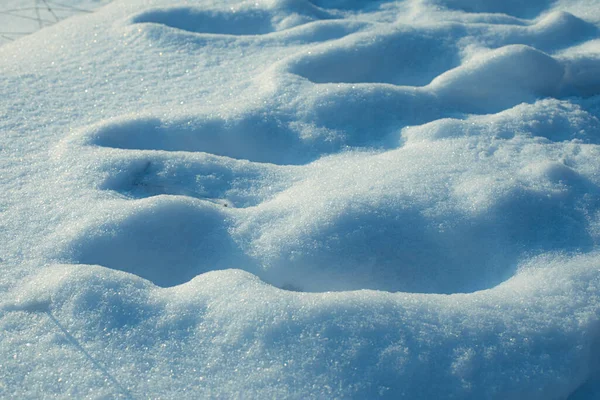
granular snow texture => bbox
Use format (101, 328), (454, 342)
(1, 0), (600, 398)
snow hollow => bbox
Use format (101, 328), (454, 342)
(2, 0), (600, 398)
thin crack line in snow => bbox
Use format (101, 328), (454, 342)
(33, 0), (43, 29)
(0, 11), (53, 24)
(46, 0), (94, 13)
(40, 0), (59, 23)
(45, 311), (135, 399)
(0, 0), (99, 45)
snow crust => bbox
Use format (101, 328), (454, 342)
(2, 0), (600, 398)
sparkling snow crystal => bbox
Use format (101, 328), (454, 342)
(2, 0), (600, 398)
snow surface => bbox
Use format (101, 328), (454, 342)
(2, 0), (600, 398)
(0, 0), (112, 46)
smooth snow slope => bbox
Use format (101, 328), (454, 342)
(1, 0), (600, 398)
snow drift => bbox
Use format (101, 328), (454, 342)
(1, 0), (600, 398)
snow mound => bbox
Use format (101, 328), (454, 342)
(3, 0), (600, 398)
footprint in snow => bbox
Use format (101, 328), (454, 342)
(55, 1), (600, 295)
(129, 1), (368, 43)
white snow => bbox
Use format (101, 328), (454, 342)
(1, 0), (600, 398)
(0, 1), (112, 45)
